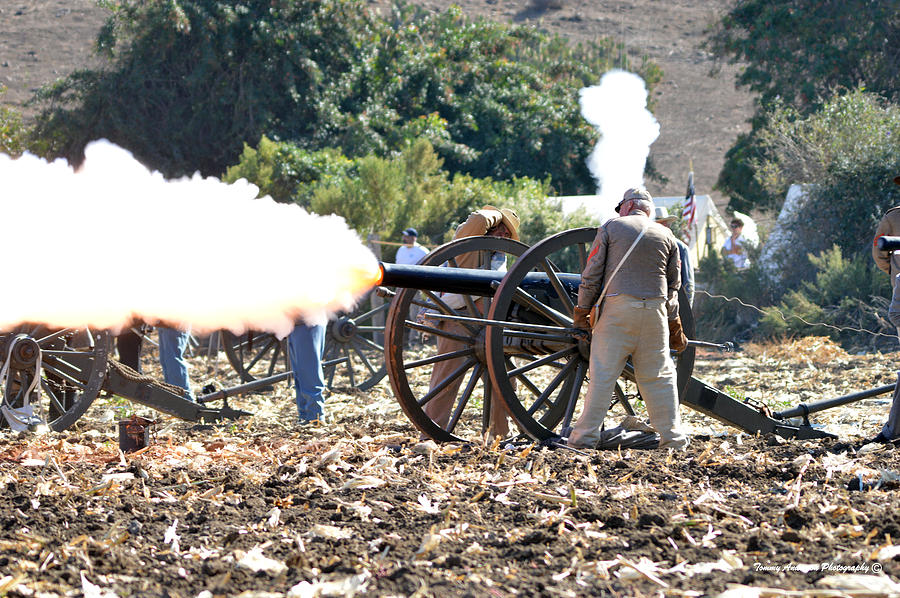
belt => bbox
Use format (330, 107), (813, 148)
(626, 297), (664, 309)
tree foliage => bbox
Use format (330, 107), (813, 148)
(747, 90), (900, 277)
(224, 136), (596, 261)
(708, 0), (900, 111)
(0, 86), (28, 157)
(30, 0), (660, 195)
(707, 0), (900, 211)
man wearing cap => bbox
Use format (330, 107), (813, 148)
(424, 206), (521, 440)
(654, 206), (694, 306)
(568, 187), (690, 450)
(869, 175), (900, 443)
(396, 227), (429, 266)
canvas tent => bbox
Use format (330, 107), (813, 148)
(556, 194), (731, 263)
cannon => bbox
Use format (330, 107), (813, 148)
(375, 228), (888, 443)
(0, 325), (272, 432)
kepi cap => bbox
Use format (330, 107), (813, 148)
(615, 187), (653, 212)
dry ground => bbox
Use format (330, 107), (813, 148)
(4, 337), (900, 598)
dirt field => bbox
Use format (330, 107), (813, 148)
(0, 0), (754, 201)
(4, 337), (900, 598)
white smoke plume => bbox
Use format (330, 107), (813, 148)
(0, 140), (380, 338)
(580, 70), (660, 220)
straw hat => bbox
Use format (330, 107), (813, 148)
(653, 206), (676, 224)
(481, 205), (521, 241)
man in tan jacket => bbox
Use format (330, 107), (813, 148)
(424, 206), (520, 440)
(870, 175), (900, 442)
(568, 187), (689, 449)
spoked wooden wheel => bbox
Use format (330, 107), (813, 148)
(0, 326), (109, 432)
(485, 228), (695, 442)
(221, 298), (388, 391)
(221, 330), (290, 383)
(385, 236), (529, 442)
(323, 292), (388, 391)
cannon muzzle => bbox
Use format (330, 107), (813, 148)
(877, 236), (900, 251)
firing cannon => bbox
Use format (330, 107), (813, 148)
(376, 228), (879, 443)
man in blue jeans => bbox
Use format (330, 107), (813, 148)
(288, 322), (326, 423)
(158, 326), (194, 400)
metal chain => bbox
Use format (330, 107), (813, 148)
(695, 289), (900, 342)
(108, 359), (189, 397)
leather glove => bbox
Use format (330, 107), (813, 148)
(668, 317), (689, 353)
(573, 306), (591, 333)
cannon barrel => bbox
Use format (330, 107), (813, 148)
(377, 262), (581, 297)
(877, 236), (900, 251)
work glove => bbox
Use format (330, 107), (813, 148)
(668, 317), (689, 353)
(572, 306), (592, 335)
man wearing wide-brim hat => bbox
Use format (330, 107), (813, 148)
(653, 206), (694, 306)
(423, 205), (521, 440)
(870, 175), (900, 443)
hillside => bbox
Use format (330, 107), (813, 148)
(0, 0), (755, 204)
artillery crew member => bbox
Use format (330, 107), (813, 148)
(870, 174), (900, 443)
(569, 187), (689, 450)
(424, 206), (520, 440)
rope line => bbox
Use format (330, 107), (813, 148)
(695, 289), (900, 341)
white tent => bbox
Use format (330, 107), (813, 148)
(557, 194), (732, 263)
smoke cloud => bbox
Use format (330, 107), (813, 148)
(0, 140), (380, 338)
(580, 70), (660, 219)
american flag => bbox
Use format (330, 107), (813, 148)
(682, 169), (696, 242)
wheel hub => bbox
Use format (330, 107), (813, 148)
(3, 335), (42, 370)
(332, 317), (357, 342)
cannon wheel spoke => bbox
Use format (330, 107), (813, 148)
(322, 294), (388, 391)
(221, 331), (287, 384)
(1, 326), (109, 432)
(385, 236), (529, 443)
(220, 294), (388, 392)
(486, 228), (696, 442)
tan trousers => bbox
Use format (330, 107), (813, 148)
(423, 317), (510, 439)
(568, 294), (688, 449)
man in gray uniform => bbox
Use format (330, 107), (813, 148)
(569, 187), (689, 449)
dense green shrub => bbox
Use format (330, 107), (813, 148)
(224, 136), (596, 261)
(30, 0), (660, 194)
(0, 87), (28, 157)
(758, 246), (893, 350)
(223, 136), (352, 203)
(746, 91), (900, 286)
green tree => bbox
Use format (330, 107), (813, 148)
(31, 0), (660, 194)
(32, 0), (377, 176)
(747, 90), (900, 285)
(708, 0), (899, 111)
(707, 0), (900, 210)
